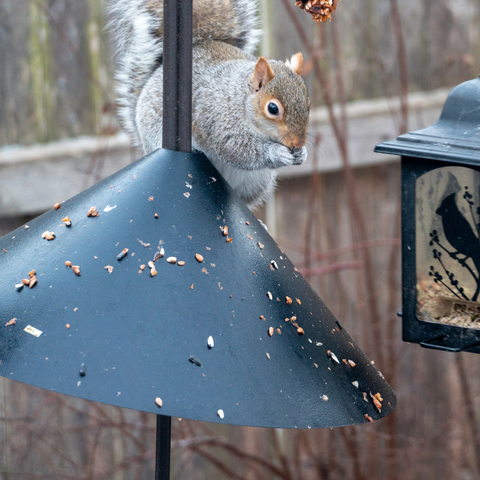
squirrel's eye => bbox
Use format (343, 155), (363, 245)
(267, 102), (279, 115)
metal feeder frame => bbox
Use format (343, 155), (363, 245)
(375, 76), (480, 354)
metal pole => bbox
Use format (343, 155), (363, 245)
(155, 415), (172, 480)
(156, 1), (193, 478)
(162, 0), (193, 152)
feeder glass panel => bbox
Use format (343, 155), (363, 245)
(416, 166), (480, 329)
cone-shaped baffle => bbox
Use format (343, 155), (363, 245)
(0, 149), (395, 428)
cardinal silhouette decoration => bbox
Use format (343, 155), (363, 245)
(429, 187), (480, 302)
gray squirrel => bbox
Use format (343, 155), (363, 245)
(109, 0), (310, 208)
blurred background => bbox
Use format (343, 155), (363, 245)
(1, 0), (479, 478)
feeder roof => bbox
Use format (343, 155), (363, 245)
(0, 149), (395, 428)
(375, 76), (480, 165)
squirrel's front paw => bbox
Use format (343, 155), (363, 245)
(268, 144), (296, 168)
(292, 146), (307, 165)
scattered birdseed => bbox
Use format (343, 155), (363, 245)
(178, 261), (185, 266)
(207, 336), (214, 349)
(217, 409), (224, 419)
(140, 264), (146, 270)
(291, 316), (297, 322)
(79, 363), (86, 376)
(28, 276), (37, 288)
(22, 279), (30, 285)
(202, 267), (209, 274)
(260, 315), (265, 320)
(24, 325), (42, 337)
(285, 296), (293, 305)
(15, 283), (23, 291)
(72, 266), (81, 276)
(267, 291), (273, 300)
(246, 221), (250, 225)
(348, 360), (356, 368)
(189, 356), (202, 366)
(148, 261), (155, 269)
(266, 353), (271, 360)
(5, 318), (16, 327)
(364, 414), (374, 423)
(322, 395), (328, 402)
(42, 231), (55, 240)
(138, 239), (151, 247)
(370, 392), (383, 413)
(155, 213), (159, 218)
(154, 251), (164, 262)
(327, 350), (340, 364)
(183, 192), (190, 198)
(54, 203), (61, 210)
(150, 267), (157, 277)
(117, 248), (128, 260)
(268, 327), (274, 337)
(155, 397), (163, 408)
(190, 284), (194, 289)
(285, 317), (289, 322)
(271, 260), (278, 269)
(87, 206), (99, 217)
(24, 225), (29, 229)
(352, 381), (359, 388)
(316, 342), (323, 347)
(195, 254), (204, 262)
(148, 196), (154, 201)
(166, 257), (177, 264)
(104, 265), (114, 274)
(185, 182), (192, 189)
(362, 392), (368, 402)
(226, 237), (233, 243)
(297, 327), (305, 335)
(66, 324), (70, 329)
(277, 328), (281, 334)
(28, 270), (35, 277)
(258, 241), (264, 249)
(220, 226), (229, 236)
(343, 359), (347, 364)
(296, 298), (301, 305)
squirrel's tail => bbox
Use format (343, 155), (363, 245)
(108, 0), (261, 142)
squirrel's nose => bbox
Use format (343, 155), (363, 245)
(291, 136), (306, 149)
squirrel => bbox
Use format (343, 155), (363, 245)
(109, 0), (310, 208)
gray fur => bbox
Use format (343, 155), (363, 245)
(109, 0), (309, 208)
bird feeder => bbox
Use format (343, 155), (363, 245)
(375, 77), (480, 353)
(0, 2), (395, 478)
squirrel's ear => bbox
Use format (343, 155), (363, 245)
(286, 53), (304, 76)
(251, 57), (275, 92)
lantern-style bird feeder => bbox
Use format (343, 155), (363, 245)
(375, 77), (480, 353)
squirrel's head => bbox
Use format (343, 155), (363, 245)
(249, 54), (310, 150)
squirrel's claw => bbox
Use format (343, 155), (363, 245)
(292, 146), (307, 165)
